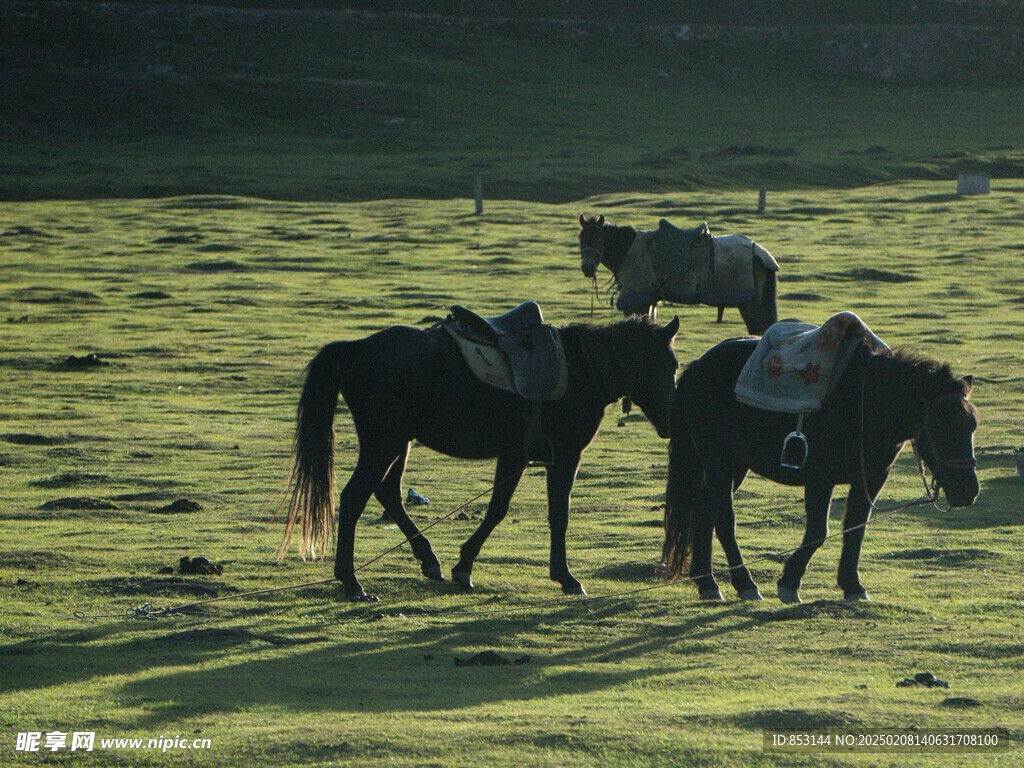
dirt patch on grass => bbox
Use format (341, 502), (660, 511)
(9, 287), (101, 304)
(4, 550), (77, 570)
(30, 472), (110, 488)
(3, 433), (73, 446)
(184, 259), (248, 272)
(39, 497), (118, 511)
(151, 498), (203, 514)
(727, 708), (862, 731)
(779, 291), (829, 302)
(831, 268), (920, 283)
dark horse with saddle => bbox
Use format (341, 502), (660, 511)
(282, 301), (680, 601)
(661, 313), (979, 603)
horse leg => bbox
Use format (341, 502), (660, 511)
(546, 451), (586, 595)
(836, 481), (877, 601)
(777, 480), (834, 604)
(335, 449), (403, 601)
(373, 444), (443, 583)
(737, 301), (760, 336)
(737, 262), (776, 335)
(716, 305), (725, 323)
(715, 471), (762, 600)
(689, 520), (720, 601)
(689, 471), (728, 602)
(451, 452), (525, 590)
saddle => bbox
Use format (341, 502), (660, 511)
(444, 302), (568, 402)
(616, 219), (715, 311)
(734, 312), (889, 469)
(655, 219), (712, 256)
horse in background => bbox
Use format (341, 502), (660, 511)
(579, 214), (779, 335)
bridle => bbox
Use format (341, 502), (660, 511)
(914, 393), (978, 474)
(579, 223), (605, 264)
(580, 222), (606, 319)
(858, 371), (976, 513)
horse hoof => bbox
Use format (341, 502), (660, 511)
(348, 591), (378, 603)
(739, 588), (764, 601)
(421, 564), (445, 582)
(846, 591), (870, 602)
(699, 588), (725, 602)
(451, 570), (474, 590)
(561, 581), (587, 596)
(777, 585), (801, 604)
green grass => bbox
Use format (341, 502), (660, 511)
(2, 184), (1023, 766)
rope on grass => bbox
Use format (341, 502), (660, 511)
(61, 460), (939, 623)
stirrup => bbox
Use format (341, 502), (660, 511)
(780, 413), (808, 470)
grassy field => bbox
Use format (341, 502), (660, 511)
(1, 183), (1022, 766)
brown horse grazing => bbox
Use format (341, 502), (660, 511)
(281, 313), (680, 601)
(578, 214), (779, 335)
(662, 338), (980, 604)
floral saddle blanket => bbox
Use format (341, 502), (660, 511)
(734, 312), (889, 414)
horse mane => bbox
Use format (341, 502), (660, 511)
(561, 313), (662, 342)
(559, 315), (669, 399)
(877, 346), (974, 403)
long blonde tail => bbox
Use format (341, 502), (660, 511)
(278, 341), (349, 562)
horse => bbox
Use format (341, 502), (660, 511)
(578, 214), (779, 335)
(661, 338), (979, 604)
(280, 313), (681, 601)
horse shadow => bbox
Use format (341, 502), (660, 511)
(2, 601), (758, 727)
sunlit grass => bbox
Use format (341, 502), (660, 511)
(1, 184), (1022, 766)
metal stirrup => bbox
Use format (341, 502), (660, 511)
(781, 412), (809, 470)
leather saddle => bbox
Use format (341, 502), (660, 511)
(656, 218), (712, 253)
(444, 301), (568, 402)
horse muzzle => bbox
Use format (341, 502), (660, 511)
(650, 410), (672, 439)
(580, 247), (602, 279)
(937, 467), (980, 508)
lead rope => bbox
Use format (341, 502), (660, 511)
(858, 368), (941, 514)
(66, 463), (541, 621)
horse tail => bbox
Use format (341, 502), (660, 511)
(278, 341), (350, 563)
(760, 263), (778, 329)
(753, 244), (779, 331)
(662, 424), (705, 580)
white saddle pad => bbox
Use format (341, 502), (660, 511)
(734, 312), (888, 413)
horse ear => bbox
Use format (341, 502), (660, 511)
(598, 215), (605, 226)
(663, 315), (680, 340)
(579, 214), (587, 227)
(962, 374), (973, 390)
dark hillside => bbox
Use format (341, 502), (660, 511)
(2, 0), (1022, 201)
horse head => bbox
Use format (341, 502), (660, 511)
(914, 374), (980, 508)
(578, 214), (606, 279)
(625, 315), (680, 438)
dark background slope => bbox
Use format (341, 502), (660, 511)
(2, 1), (1022, 201)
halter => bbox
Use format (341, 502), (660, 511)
(858, 370), (975, 513)
(579, 224), (605, 263)
(914, 393), (979, 473)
